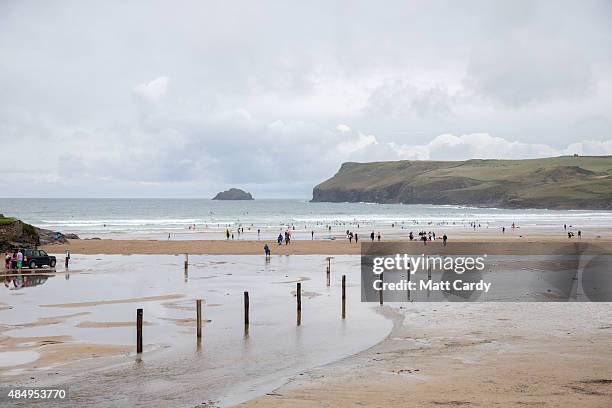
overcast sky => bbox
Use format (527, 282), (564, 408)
(1, 0), (611, 198)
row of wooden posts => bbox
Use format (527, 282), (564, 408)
(135, 255), (346, 354)
(69, 252), (435, 354)
(62, 252), (438, 354)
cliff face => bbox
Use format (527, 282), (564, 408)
(312, 156), (612, 210)
(0, 216), (78, 251)
(0, 218), (39, 251)
(212, 188), (254, 200)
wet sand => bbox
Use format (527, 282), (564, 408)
(39, 294), (185, 308)
(44, 235), (612, 255)
(2, 250), (611, 406)
(0, 254), (393, 406)
(243, 303), (612, 408)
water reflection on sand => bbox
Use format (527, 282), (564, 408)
(0, 254), (392, 407)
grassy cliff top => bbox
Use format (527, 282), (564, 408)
(313, 156), (612, 209)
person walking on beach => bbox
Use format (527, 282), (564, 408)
(377, 232), (381, 241)
(264, 244), (270, 258)
(348, 232), (353, 243)
(226, 229), (230, 240)
(421, 235), (427, 246)
(355, 233), (358, 243)
(277, 233), (283, 245)
(502, 226), (505, 234)
(409, 232), (414, 241)
(257, 229), (261, 240)
(443, 234), (447, 246)
(578, 230), (582, 238)
(311, 230), (314, 240)
(370, 231), (375, 242)
(168, 233), (171, 240)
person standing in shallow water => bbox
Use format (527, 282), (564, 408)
(443, 234), (447, 246)
(355, 233), (358, 243)
(377, 232), (381, 241)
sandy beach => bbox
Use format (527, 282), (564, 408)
(243, 303), (612, 407)
(3, 237), (611, 407)
(43, 234), (612, 256)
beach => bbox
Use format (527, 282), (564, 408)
(243, 303), (612, 407)
(43, 234), (612, 255)
(2, 197), (612, 406)
(0, 233), (605, 406)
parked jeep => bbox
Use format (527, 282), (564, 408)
(21, 249), (57, 268)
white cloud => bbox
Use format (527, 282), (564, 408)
(336, 134), (378, 155)
(336, 124), (351, 133)
(134, 76), (169, 104)
(563, 140), (612, 156)
(388, 133), (612, 161)
(1, 1), (611, 197)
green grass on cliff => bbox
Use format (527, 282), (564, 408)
(313, 155), (612, 209)
(0, 216), (17, 226)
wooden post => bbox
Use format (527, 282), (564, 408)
(407, 262), (412, 302)
(244, 291), (249, 326)
(196, 299), (202, 340)
(379, 272), (383, 305)
(136, 308), (143, 354)
(297, 282), (302, 326)
(326, 265), (330, 287)
(342, 275), (346, 319)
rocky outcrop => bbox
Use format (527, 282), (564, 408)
(312, 156), (612, 210)
(36, 228), (79, 245)
(0, 218), (39, 251)
(0, 216), (79, 250)
(212, 188), (254, 200)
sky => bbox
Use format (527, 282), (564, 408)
(1, 0), (611, 198)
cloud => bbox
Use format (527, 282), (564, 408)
(134, 77), (169, 104)
(336, 124), (351, 133)
(365, 81), (457, 118)
(0, 1), (611, 197)
(336, 133), (378, 155)
(388, 133), (612, 161)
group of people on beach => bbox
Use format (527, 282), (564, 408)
(563, 224), (582, 238)
(4, 250), (23, 272)
(405, 231), (448, 246)
(277, 231), (291, 245)
(225, 227), (247, 240)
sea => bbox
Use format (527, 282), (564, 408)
(1, 198), (612, 240)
